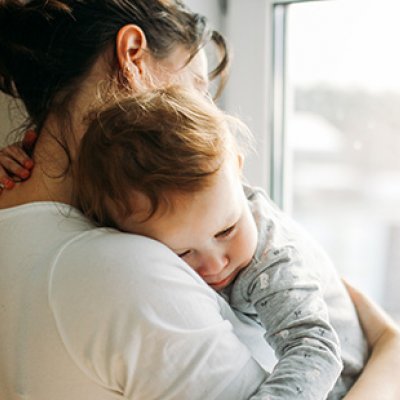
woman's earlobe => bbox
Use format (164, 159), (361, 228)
(122, 62), (142, 85)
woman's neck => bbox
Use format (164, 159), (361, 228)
(0, 54), (114, 209)
(0, 118), (78, 209)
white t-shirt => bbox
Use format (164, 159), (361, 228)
(0, 202), (274, 400)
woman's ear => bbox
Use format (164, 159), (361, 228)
(116, 24), (147, 88)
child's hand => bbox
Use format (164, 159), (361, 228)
(0, 130), (36, 193)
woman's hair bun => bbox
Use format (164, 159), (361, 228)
(0, 0), (71, 97)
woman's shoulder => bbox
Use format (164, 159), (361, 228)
(48, 225), (259, 400)
(38, 207), (266, 399)
(0, 200), (205, 301)
(57, 226), (191, 278)
(51, 225), (198, 287)
(0, 200), (210, 310)
(49, 225), (216, 318)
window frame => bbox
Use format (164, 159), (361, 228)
(270, 0), (331, 208)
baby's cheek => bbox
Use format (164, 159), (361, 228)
(183, 254), (200, 272)
(246, 213), (259, 250)
(236, 225), (258, 265)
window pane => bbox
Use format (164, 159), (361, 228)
(286, 0), (400, 319)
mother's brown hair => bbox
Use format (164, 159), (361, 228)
(0, 0), (229, 142)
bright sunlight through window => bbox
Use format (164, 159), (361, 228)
(285, 0), (400, 320)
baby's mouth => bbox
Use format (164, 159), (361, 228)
(207, 267), (241, 289)
(209, 275), (232, 289)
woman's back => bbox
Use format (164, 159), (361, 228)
(0, 202), (270, 399)
(0, 203), (114, 399)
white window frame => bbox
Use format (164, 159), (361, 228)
(271, 0), (330, 209)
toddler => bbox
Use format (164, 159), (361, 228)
(75, 86), (368, 399)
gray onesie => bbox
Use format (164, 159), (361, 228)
(224, 185), (368, 400)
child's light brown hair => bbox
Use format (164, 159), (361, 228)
(75, 86), (250, 228)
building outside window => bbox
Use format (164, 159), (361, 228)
(275, 0), (400, 320)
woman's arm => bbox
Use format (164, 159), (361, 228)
(343, 281), (400, 400)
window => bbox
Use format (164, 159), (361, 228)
(274, 0), (400, 319)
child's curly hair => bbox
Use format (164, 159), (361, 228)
(75, 86), (251, 227)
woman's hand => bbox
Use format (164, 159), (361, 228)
(0, 130), (36, 192)
(343, 280), (400, 400)
(344, 280), (399, 347)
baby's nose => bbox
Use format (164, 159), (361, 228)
(199, 254), (229, 277)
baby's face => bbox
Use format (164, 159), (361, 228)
(117, 156), (258, 290)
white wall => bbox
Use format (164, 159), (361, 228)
(186, 1), (274, 191)
(0, 94), (19, 146)
(223, 1), (273, 191)
(184, 0), (223, 30)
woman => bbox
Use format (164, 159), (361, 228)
(0, 1), (399, 399)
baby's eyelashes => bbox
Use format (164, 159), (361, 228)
(176, 249), (191, 258)
(215, 224), (236, 239)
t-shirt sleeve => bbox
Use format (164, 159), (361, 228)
(48, 230), (269, 400)
(230, 244), (343, 400)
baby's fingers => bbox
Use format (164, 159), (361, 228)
(3, 144), (33, 170)
(0, 146), (33, 180)
(0, 164), (16, 193)
(22, 129), (38, 152)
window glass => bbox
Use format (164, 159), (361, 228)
(286, 0), (400, 319)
